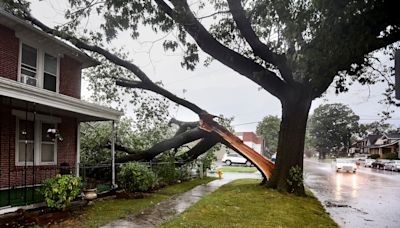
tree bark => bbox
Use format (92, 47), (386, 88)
(268, 89), (312, 195)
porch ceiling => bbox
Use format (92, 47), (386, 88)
(0, 77), (123, 122)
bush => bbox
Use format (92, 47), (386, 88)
(118, 162), (157, 192)
(39, 175), (81, 210)
(369, 154), (380, 159)
(153, 161), (180, 186)
(384, 152), (399, 160)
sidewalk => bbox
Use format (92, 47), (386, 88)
(102, 172), (261, 228)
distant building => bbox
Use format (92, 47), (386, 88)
(350, 133), (400, 158)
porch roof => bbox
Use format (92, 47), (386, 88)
(369, 140), (399, 149)
(0, 77), (123, 121)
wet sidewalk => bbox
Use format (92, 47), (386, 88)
(102, 172), (261, 228)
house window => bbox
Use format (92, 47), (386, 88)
(19, 43), (59, 92)
(16, 119), (57, 166)
(20, 44), (38, 86)
(43, 54), (57, 92)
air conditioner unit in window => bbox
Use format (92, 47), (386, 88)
(20, 74), (37, 86)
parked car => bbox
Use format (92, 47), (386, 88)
(335, 159), (357, 173)
(364, 159), (375, 167)
(222, 153), (251, 166)
(384, 160), (400, 171)
(371, 160), (390, 169)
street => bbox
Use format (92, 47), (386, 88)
(304, 159), (400, 228)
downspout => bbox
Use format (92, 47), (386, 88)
(76, 122), (80, 177)
(111, 120), (116, 188)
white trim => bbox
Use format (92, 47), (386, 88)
(0, 9), (97, 68)
(0, 77), (122, 121)
(0, 202), (46, 215)
(18, 41), (60, 93)
(15, 118), (58, 166)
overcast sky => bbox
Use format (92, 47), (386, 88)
(30, 1), (400, 132)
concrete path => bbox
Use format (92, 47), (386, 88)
(101, 172), (261, 228)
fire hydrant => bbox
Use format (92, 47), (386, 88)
(217, 169), (223, 179)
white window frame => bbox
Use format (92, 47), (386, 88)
(17, 41), (60, 93)
(15, 117), (58, 166)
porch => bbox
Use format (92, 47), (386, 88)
(0, 77), (122, 209)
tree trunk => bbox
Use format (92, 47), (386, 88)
(268, 90), (312, 196)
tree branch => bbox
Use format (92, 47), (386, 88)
(114, 127), (209, 163)
(226, 0), (294, 84)
(155, 0), (287, 99)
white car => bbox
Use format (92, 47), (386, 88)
(335, 159), (357, 173)
(222, 153), (252, 166)
(364, 159), (375, 167)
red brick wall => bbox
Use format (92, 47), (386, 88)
(59, 56), (82, 99)
(0, 25), (19, 81)
(0, 108), (77, 188)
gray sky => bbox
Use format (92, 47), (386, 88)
(30, 1), (400, 132)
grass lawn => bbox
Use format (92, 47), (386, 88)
(160, 179), (337, 228)
(219, 166), (258, 173)
(60, 177), (217, 228)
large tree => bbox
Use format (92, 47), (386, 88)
(309, 103), (360, 159)
(256, 115), (280, 157)
(6, 0), (400, 194)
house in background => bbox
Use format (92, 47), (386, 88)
(215, 132), (264, 161)
(368, 133), (400, 158)
(0, 9), (122, 212)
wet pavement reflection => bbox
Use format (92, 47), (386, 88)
(102, 172), (261, 228)
(305, 159), (400, 228)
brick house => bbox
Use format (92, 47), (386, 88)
(0, 9), (122, 210)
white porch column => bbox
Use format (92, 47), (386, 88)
(76, 122), (80, 177)
(111, 121), (116, 187)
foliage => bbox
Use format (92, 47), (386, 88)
(118, 162), (157, 192)
(152, 159), (180, 186)
(309, 103), (360, 159)
(384, 153), (398, 160)
(160, 179), (337, 228)
(38, 175), (81, 210)
(369, 154), (380, 159)
(286, 166), (304, 194)
(358, 121), (393, 137)
(7, 0), (400, 193)
(256, 115), (280, 156)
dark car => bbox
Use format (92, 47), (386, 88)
(371, 160), (390, 169)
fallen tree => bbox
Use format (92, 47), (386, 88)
(6, 4), (237, 172)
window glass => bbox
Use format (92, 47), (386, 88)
(44, 54), (57, 75)
(42, 123), (55, 142)
(41, 144), (54, 162)
(44, 73), (57, 92)
(18, 142), (34, 162)
(41, 123), (55, 163)
(22, 44), (37, 68)
(19, 120), (34, 140)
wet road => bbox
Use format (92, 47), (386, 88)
(304, 159), (400, 228)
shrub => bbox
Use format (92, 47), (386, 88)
(153, 161), (179, 186)
(369, 154), (380, 159)
(39, 175), (81, 210)
(384, 152), (399, 160)
(118, 162), (157, 192)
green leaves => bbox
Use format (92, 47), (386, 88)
(38, 175), (81, 210)
(118, 162), (157, 192)
(309, 103), (360, 158)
